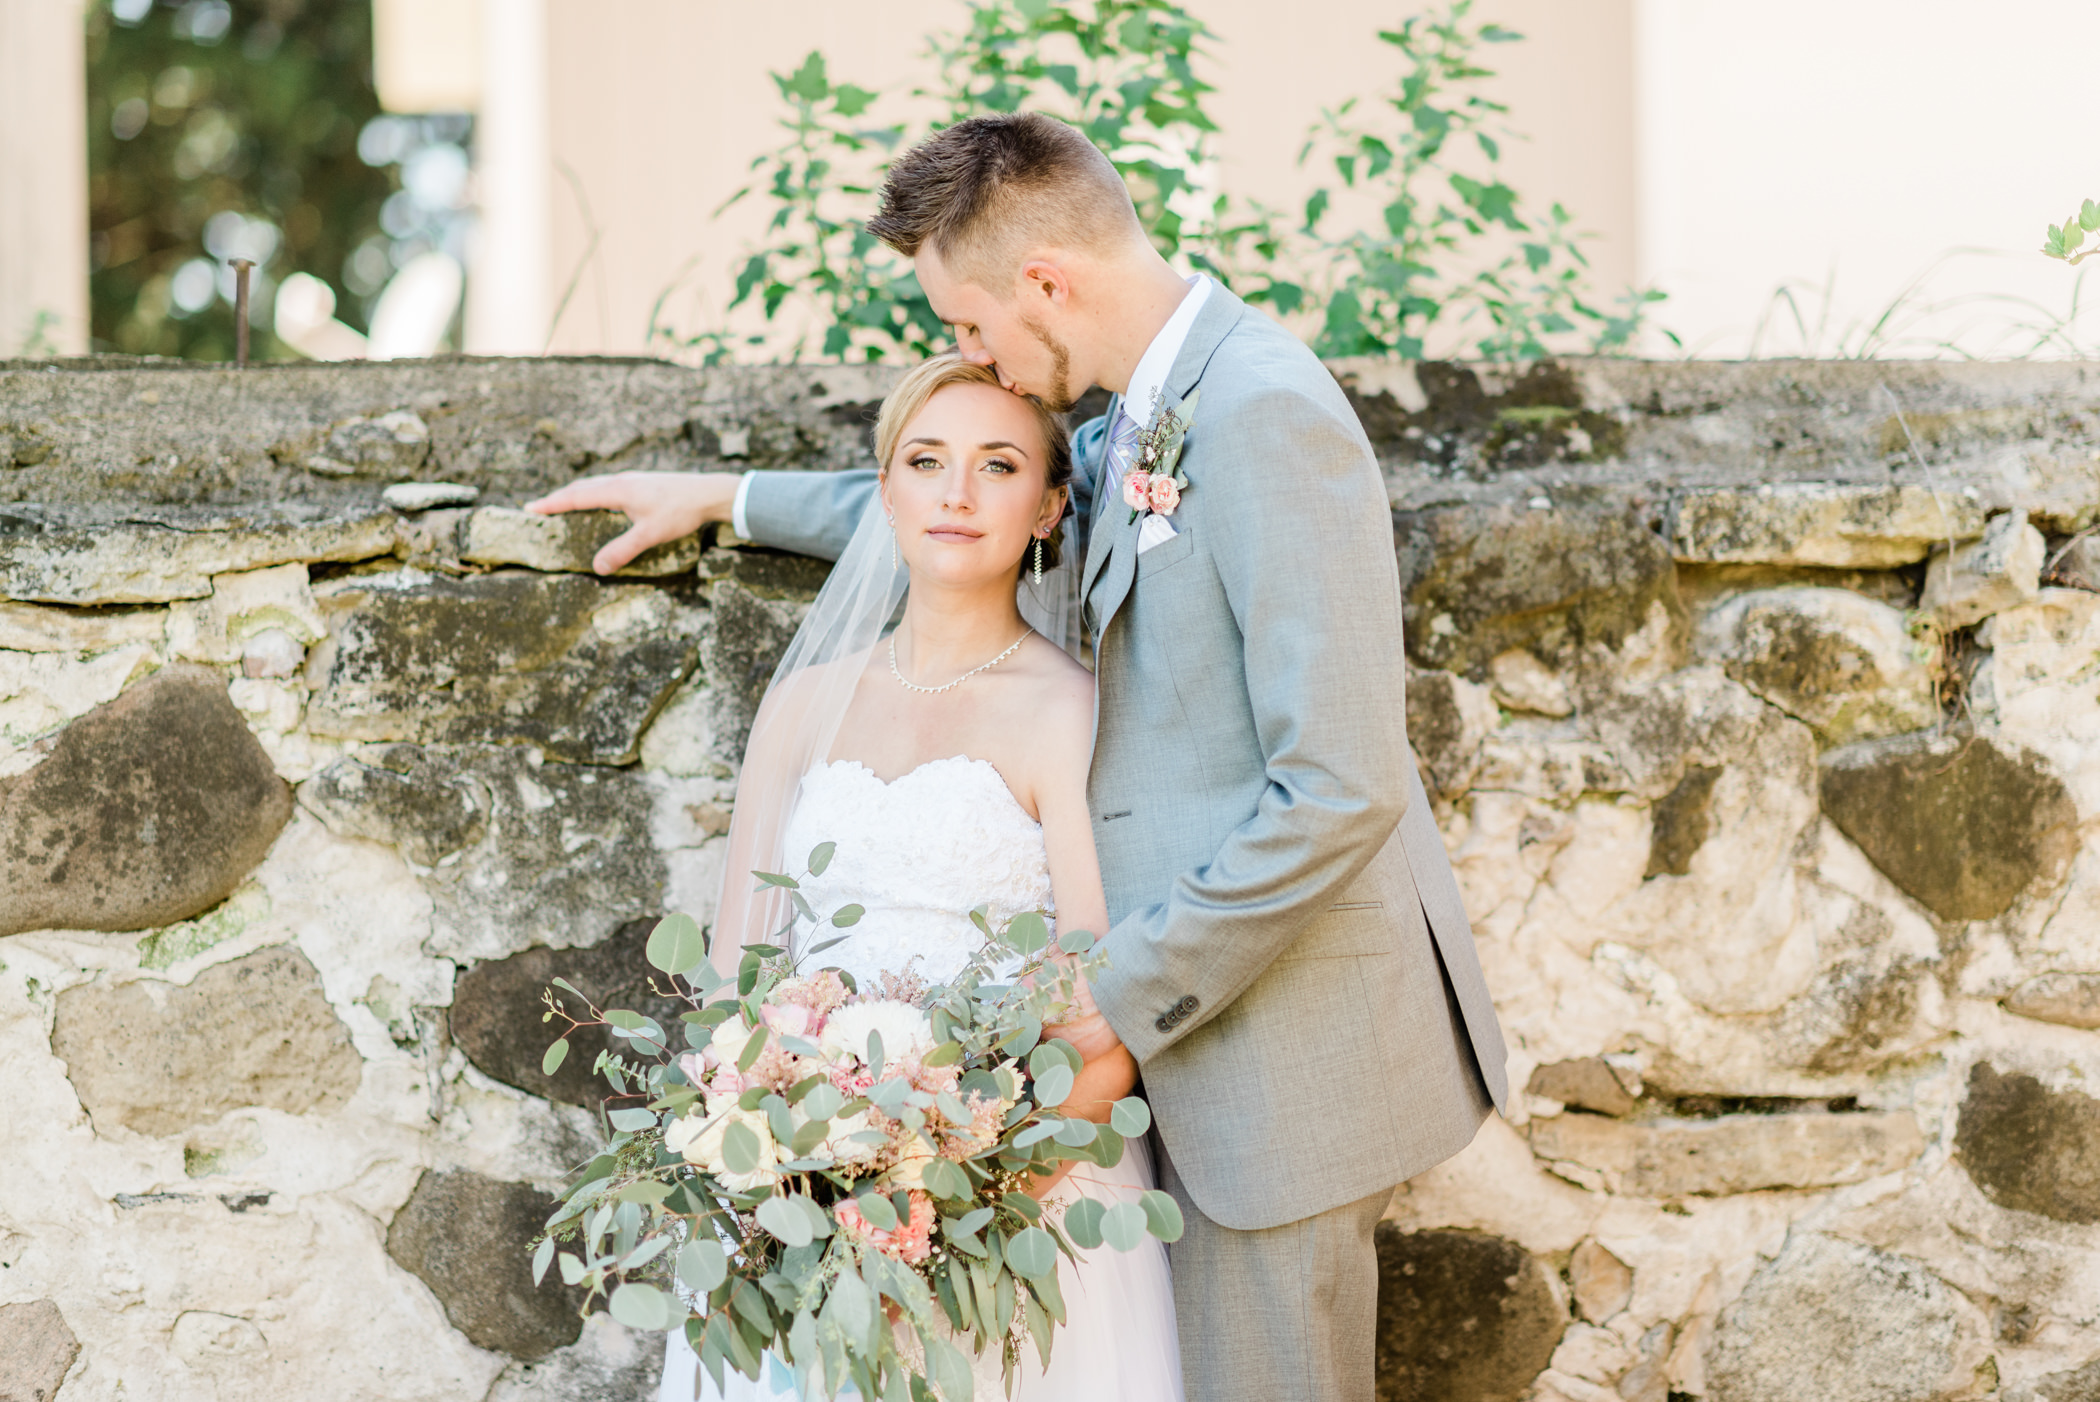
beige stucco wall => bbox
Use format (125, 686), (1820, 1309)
(0, 0), (91, 356)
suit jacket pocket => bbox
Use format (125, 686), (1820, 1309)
(1135, 524), (1198, 577)
(1278, 903), (1395, 961)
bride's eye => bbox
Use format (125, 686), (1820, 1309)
(909, 454), (943, 471)
(981, 455), (1017, 475)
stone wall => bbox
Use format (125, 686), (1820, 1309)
(1, 354), (2097, 1402)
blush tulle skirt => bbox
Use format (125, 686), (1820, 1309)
(659, 1133), (1183, 1402)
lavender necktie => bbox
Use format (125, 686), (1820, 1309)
(1101, 406), (1142, 511)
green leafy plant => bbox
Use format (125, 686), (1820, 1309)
(660, 1), (1226, 364)
(707, 53), (943, 364)
(673, 0), (1655, 364)
(2043, 200), (2100, 265)
(923, 0), (1221, 258)
(1278, 1), (1662, 359)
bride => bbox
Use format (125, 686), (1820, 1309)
(658, 354), (1183, 1402)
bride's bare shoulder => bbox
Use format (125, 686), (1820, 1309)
(753, 646), (879, 726)
(1012, 636), (1095, 737)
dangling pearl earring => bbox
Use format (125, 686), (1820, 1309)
(1032, 535), (1044, 586)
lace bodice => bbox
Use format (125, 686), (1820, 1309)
(779, 756), (1054, 987)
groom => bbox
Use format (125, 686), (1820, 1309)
(534, 113), (1507, 1401)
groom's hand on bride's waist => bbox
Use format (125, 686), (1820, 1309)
(524, 471), (739, 574)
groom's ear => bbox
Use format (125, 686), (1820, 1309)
(1017, 257), (1072, 308)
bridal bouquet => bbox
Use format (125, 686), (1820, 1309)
(531, 841), (1179, 1401)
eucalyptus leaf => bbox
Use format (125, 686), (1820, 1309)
(1063, 1196), (1107, 1250)
(1004, 911), (1049, 956)
(1099, 1200), (1147, 1252)
(1052, 1116), (1097, 1148)
(645, 912), (707, 975)
(1110, 1096), (1152, 1137)
(614, 1179), (673, 1204)
(919, 1156), (971, 1202)
(1005, 1226), (1056, 1279)
(856, 1189), (898, 1230)
(610, 1281), (674, 1331)
(678, 1237), (729, 1293)
(1139, 1189), (1186, 1243)
(542, 1039), (569, 1076)
(922, 1332), (976, 1402)
(807, 841), (837, 876)
(757, 1194), (814, 1248)
(830, 904), (865, 928)
(1032, 1064), (1074, 1109)
(1013, 1120), (1062, 1149)
(722, 1121), (762, 1176)
(608, 1108), (658, 1133)
(531, 1235), (555, 1286)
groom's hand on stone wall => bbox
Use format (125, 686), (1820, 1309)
(525, 472), (740, 575)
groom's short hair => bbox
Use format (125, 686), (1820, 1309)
(867, 112), (1141, 289)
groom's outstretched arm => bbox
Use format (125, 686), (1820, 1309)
(524, 470), (874, 568)
(1087, 387), (1414, 1066)
(530, 408), (1111, 571)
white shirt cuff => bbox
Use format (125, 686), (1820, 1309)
(730, 471), (756, 541)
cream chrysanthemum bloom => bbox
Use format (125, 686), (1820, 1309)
(819, 1000), (934, 1063)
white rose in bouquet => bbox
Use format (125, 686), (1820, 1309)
(709, 1016), (756, 1064)
(667, 1093), (779, 1191)
(883, 1141), (938, 1192)
(821, 1108), (882, 1167)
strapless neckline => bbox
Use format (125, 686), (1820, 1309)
(814, 755), (1037, 825)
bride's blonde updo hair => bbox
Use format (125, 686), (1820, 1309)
(873, 353), (1073, 571)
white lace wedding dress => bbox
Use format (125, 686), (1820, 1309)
(660, 756), (1184, 1402)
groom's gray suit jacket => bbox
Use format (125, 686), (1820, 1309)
(743, 284), (1508, 1231)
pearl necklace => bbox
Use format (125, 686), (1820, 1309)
(888, 629), (1031, 695)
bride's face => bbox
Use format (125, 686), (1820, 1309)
(882, 383), (1065, 590)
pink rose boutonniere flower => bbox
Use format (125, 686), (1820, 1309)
(1122, 470), (1154, 513)
(1124, 387), (1200, 525)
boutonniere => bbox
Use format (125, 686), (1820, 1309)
(1121, 387), (1200, 524)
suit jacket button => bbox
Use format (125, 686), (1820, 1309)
(1155, 1015), (1171, 1033)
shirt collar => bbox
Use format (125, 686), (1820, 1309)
(1119, 275), (1212, 428)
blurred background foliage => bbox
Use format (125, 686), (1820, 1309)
(85, 0), (471, 359)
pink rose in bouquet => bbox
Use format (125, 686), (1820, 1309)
(835, 1190), (936, 1264)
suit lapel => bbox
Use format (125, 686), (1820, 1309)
(1080, 393), (1124, 604)
(1084, 285), (1248, 640)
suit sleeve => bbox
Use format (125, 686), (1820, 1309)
(739, 470), (879, 562)
(1088, 388), (1414, 1064)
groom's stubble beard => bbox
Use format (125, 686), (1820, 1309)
(1016, 307), (1075, 413)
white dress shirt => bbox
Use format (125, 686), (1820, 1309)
(1115, 275), (1211, 552)
(732, 275), (1215, 549)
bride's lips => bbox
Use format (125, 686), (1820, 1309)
(925, 525), (984, 542)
